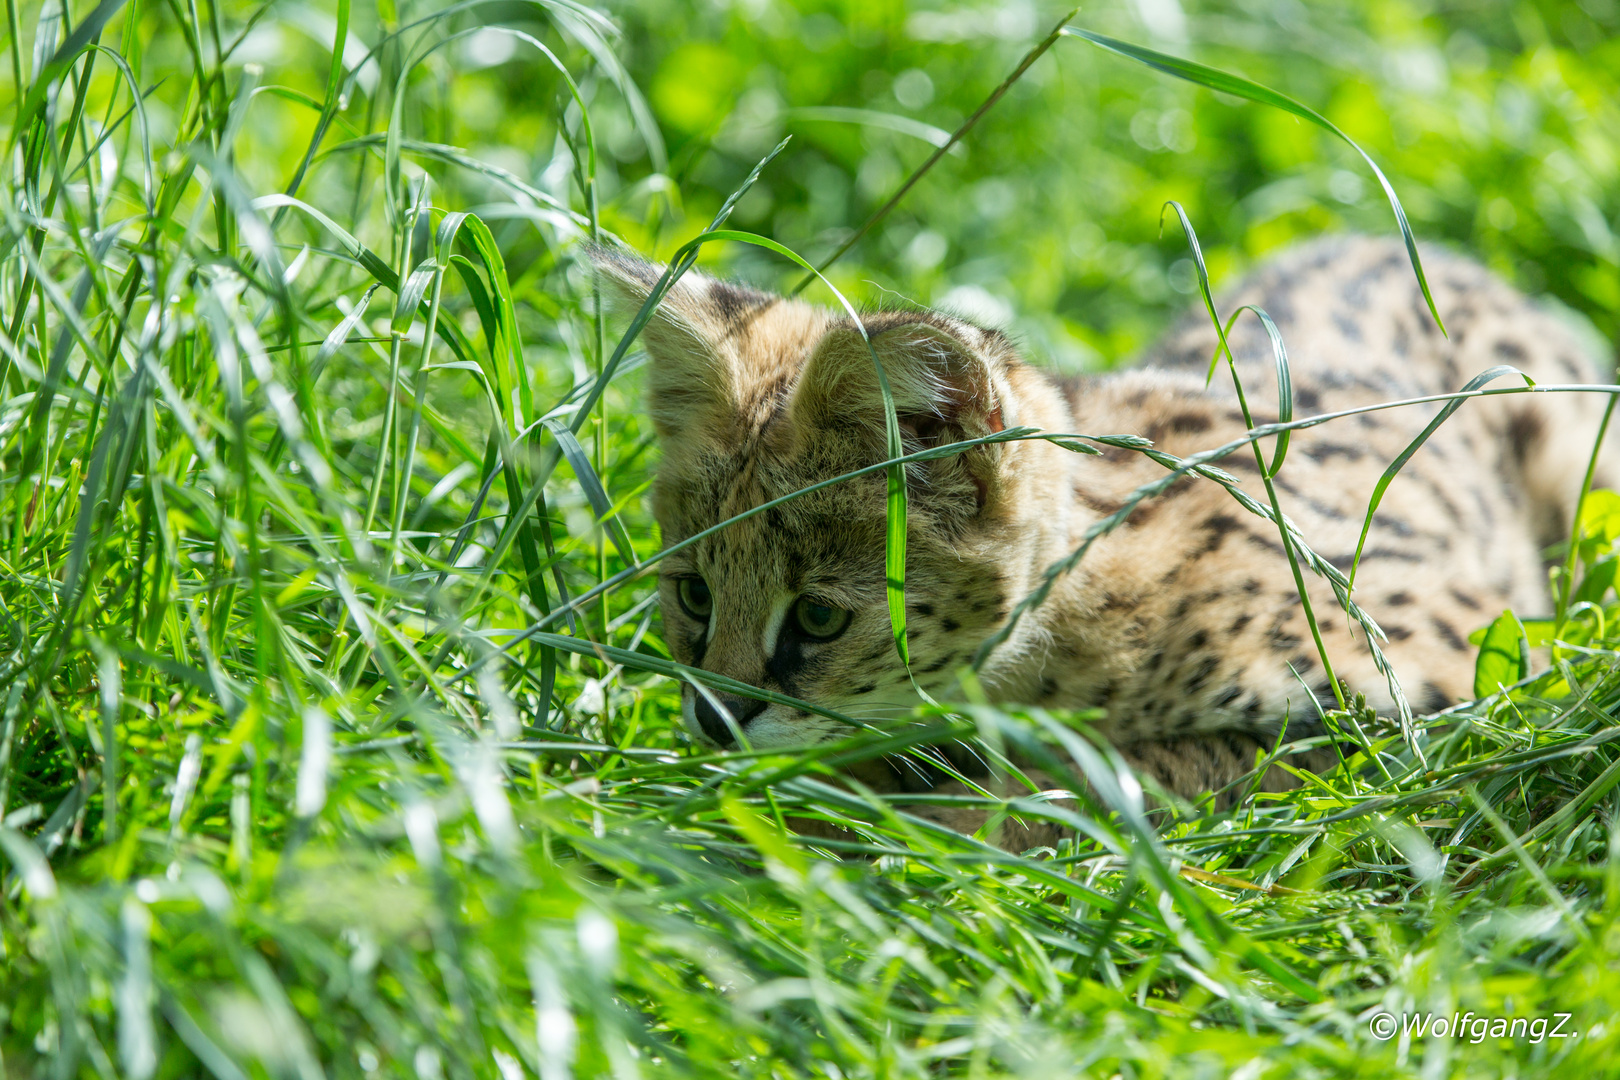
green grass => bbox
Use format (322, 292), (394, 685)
(4, 1), (1620, 1077)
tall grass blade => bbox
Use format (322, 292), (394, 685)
(544, 419), (638, 569)
(1067, 27), (1446, 335)
(792, 8), (1079, 292)
(1348, 364), (1530, 588)
(1161, 201), (1340, 705)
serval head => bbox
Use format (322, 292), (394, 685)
(595, 249), (1076, 751)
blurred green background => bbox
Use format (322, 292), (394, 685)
(219, 0), (1620, 365)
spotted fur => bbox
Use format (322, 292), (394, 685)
(596, 237), (1615, 846)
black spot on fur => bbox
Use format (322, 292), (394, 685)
(1194, 514), (1243, 556)
(1247, 533), (1289, 558)
(1182, 656), (1220, 693)
(1328, 548), (1423, 569)
(1170, 411), (1212, 434)
(1412, 291), (1439, 335)
(1493, 339), (1528, 362)
(1506, 409), (1544, 464)
(1448, 588), (1481, 611)
(851, 683), (877, 696)
(1386, 625), (1413, 641)
(911, 602), (935, 617)
(1229, 612), (1254, 633)
(1075, 488), (1125, 515)
(1212, 685), (1244, 708)
(1268, 625), (1303, 650)
(1303, 442), (1364, 463)
(1101, 444), (1138, 464)
(1432, 616), (1469, 652)
(1386, 591), (1413, 606)
(942, 617), (960, 632)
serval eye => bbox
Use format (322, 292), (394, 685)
(676, 577), (712, 620)
(792, 597), (852, 640)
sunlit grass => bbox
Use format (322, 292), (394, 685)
(3, 2), (1620, 1078)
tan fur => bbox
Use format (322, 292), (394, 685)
(596, 237), (1615, 848)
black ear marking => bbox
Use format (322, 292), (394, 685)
(707, 279), (773, 324)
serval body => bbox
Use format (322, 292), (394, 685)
(598, 236), (1614, 846)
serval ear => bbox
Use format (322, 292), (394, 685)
(790, 315), (1011, 444)
(789, 314), (1016, 514)
(590, 246), (776, 440)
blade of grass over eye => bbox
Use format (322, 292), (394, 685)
(452, 427), (1041, 682)
(1069, 27), (1446, 337)
(622, 227), (913, 665)
(1349, 365), (1531, 589)
(790, 8), (1079, 293)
